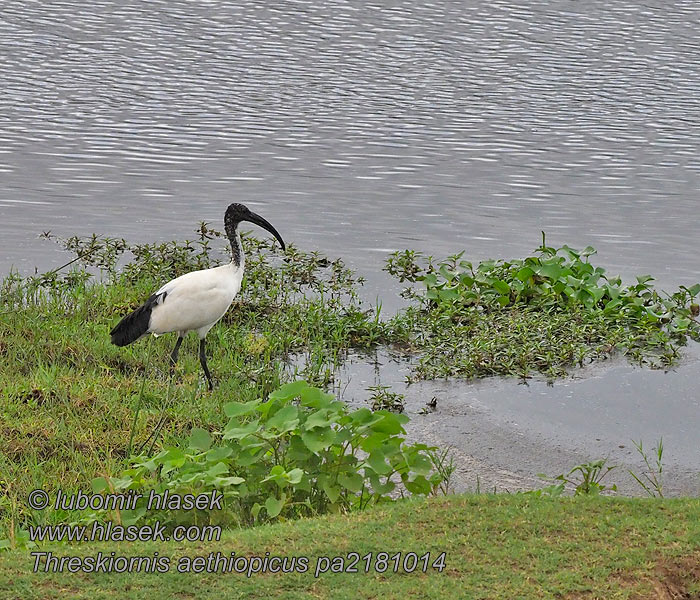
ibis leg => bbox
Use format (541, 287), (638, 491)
(199, 338), (213, 391)
(170, 336), (184, 370)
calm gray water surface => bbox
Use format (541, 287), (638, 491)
(2, 0), (700, 299)
(2, 0), (699, 491)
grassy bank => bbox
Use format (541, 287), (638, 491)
(1, 495), (700, 599)
(2, 227), (699, 538)
(0, 230), (394, 535)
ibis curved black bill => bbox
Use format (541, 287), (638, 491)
(245, 211), (286, 251)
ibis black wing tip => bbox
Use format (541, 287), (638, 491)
(109, 292), (164, 347)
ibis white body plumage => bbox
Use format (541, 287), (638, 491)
(110, 204), (285, 390)
(149, 260), (244, 338)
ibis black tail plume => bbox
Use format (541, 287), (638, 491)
(110, 292), (165, 347)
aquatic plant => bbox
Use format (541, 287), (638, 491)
(386, 233), (700, 380)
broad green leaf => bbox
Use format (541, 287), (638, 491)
(265, 493), (286, 518)
(492, 279), (510, 295)
(287, 468), (304, 485)
(301, 427), (336, 452)
(206, 447), (233, 462)
(370, 412), (409, 435)
(91, 477), (109, 493)
(206, 462), (229, 477)
(368, 473), (395, 495)
(223, 419), (260, 440)
(300, 385), (334, 408)
(367, 450), (392, 475)
(189, 428), (211, 451)
(305, 408), (333, 430)
(223, 399), (261, 417)
(266, 405), (299, 432)
(515, 267), (534, 282)
(536, 262), (563, 280)
(686, 283), (700, 296)
(319, 478), (341, 503)
(403, 474), (432, 495)
(338, 472), (364, 493)
(269, 380), (308, 401)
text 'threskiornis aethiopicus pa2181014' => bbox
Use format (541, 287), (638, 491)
(109, 203), (285, 390)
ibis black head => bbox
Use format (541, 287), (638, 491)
(224, 203), (286, 251)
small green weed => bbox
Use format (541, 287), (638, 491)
(534, 459), (618, 496)
(367, 384), (405, 413)
(629, 438), (665, 498)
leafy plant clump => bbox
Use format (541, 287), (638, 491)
(89, 381), (443, 529)
(386, 234), (700, 380)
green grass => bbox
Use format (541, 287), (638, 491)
(0, 230), (392, 534)
(1, 495), (699, 599)
(2, 226), (699, 543)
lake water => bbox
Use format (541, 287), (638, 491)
(2, 0), (699, 493)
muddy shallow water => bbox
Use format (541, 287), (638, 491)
(2, 0), (699, 494)
(332, 346), (700, 496)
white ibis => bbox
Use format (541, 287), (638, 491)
(110, 203), (285, 390)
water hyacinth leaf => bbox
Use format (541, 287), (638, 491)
(370, 412), (409, 435)
(686, 283), (700, 296)
(459, 272), (475, 286)
(492, 279), (510, 295)
(319, 478), (341, 503)
(161, 447), (186, 464)
(423, 273), (438, 287)
(515, 267), (534, 282)
(402, 474), (432, 495)
(407, 452), (433, 476)
(216, 476), (244, 488)
(536, 262), (564, 280)
(265, 493), (286, 518)
(223, 399), (261, 417)
(368, 473), (395, 495)
(206, 447), (233, 462)
(91, 477), (109, 493)
(223, 419), (260, 440)
(588, 286), (606, 303)
(287, 434), (313, 460)
(350, 407), (378, 425)
(262, 465), (286, 485)
(266, 405), (299, 432)
(236, 448), (264, 466)
(300, 385), (334, 408)
(301, 427), (336, 452)
(367, 449), (392, 475)
(206, 462), (229, 477)
(338, 471), (364, 493)
(439, 286), (460, 301)
(674, 317), (691, 330)
(189, 427), (211, 451)
(269, 380), (308, 401)
(496, 295), (510, 307)
(439, 264), (456, 281)
(121, 506), (147, 527)
(358, 431), (389, 452)
(287, 468), (304, 485)
(305, 408), (333, 430)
